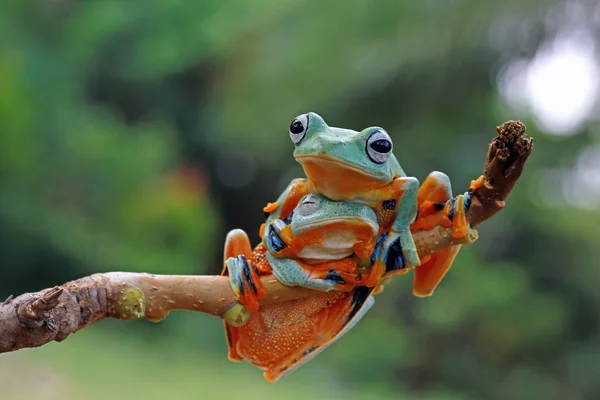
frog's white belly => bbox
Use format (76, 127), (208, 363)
(297, 233), (360, 264)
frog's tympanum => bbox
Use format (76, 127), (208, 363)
(220, 112), (483, 382)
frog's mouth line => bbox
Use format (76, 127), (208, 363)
(293, 216), (378, 235)
(295, 155), (385, 180)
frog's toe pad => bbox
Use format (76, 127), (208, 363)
(448, 195), (469, 239)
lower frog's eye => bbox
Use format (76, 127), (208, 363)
(297, 194), (320, 216)
(366, 129), (393, 164)
(289, 114), (309, 145)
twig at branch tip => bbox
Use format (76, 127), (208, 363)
(467, 120), (533, 227)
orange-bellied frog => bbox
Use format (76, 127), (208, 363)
(222, 193), (380, 313)
(263, 193), (380, 291)
(221, 194), (382, 382)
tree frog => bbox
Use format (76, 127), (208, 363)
(222, 193), (381, 312)
(263, 193), (382, 291)
(221, 194), (382, 382)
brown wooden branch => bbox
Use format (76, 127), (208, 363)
(0, 120), (533, 355)
(467, 120), (533, 227)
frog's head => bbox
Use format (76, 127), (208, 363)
(289, 112), (405, 201)
(290, 194), (378, 236)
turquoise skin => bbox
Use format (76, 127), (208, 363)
(292, 112), (406, 191)
(262, 113), (420, 292)
(266, 193), (380, 290)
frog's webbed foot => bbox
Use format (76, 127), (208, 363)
(367, 232), (410, 286)
(264, 219), (291, 254)
(434, 173), (482, 239)
(225, 255), (265, 313)
(265, 252), (359, 292)
(222, 229), (267, 313)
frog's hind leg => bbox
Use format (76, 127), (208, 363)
(262, 287), (375, 382)
(222, 229), (267, 313)
(222, 229), (267, 362)
(411, 171), (462, 297)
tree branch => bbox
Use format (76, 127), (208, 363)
(0, 120), (533, 355)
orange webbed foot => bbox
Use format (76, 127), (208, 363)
(222, 229), (267, 313)
(469, 175), (485, 192)
(411, 171), (455, 233)
(450, 194), (469, 239)
(224, 255), (267, 313)
(413, 245), (461, 297)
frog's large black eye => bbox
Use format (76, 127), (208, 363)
(366, 129), (393, 164)
(289, 114), (309, 145)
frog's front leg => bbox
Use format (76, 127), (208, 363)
(265, 252), (361, 292)
(409, 171), (482, 297)
(411, 173), (484, 239)
(375, 177), (421, 277)
(264, 178), (312, 223)
(262, 178), (312, 254)
(222, 229), (267, 313)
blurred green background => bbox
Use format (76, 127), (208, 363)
(2, 0), (600, 399)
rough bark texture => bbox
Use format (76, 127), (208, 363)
(0, 120), (533, 354)
(467, 121), (532, 227)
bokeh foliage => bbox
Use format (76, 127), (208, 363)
(2, 0), (600, 399)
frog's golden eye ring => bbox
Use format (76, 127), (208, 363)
(289, 113), (309, 145)
(366, 129), (393, 164)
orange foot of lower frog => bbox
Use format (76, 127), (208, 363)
(222, 229), (268, 313)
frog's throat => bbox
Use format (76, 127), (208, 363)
(295, 155), (387, 181)
(292, 216), (378, 236)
